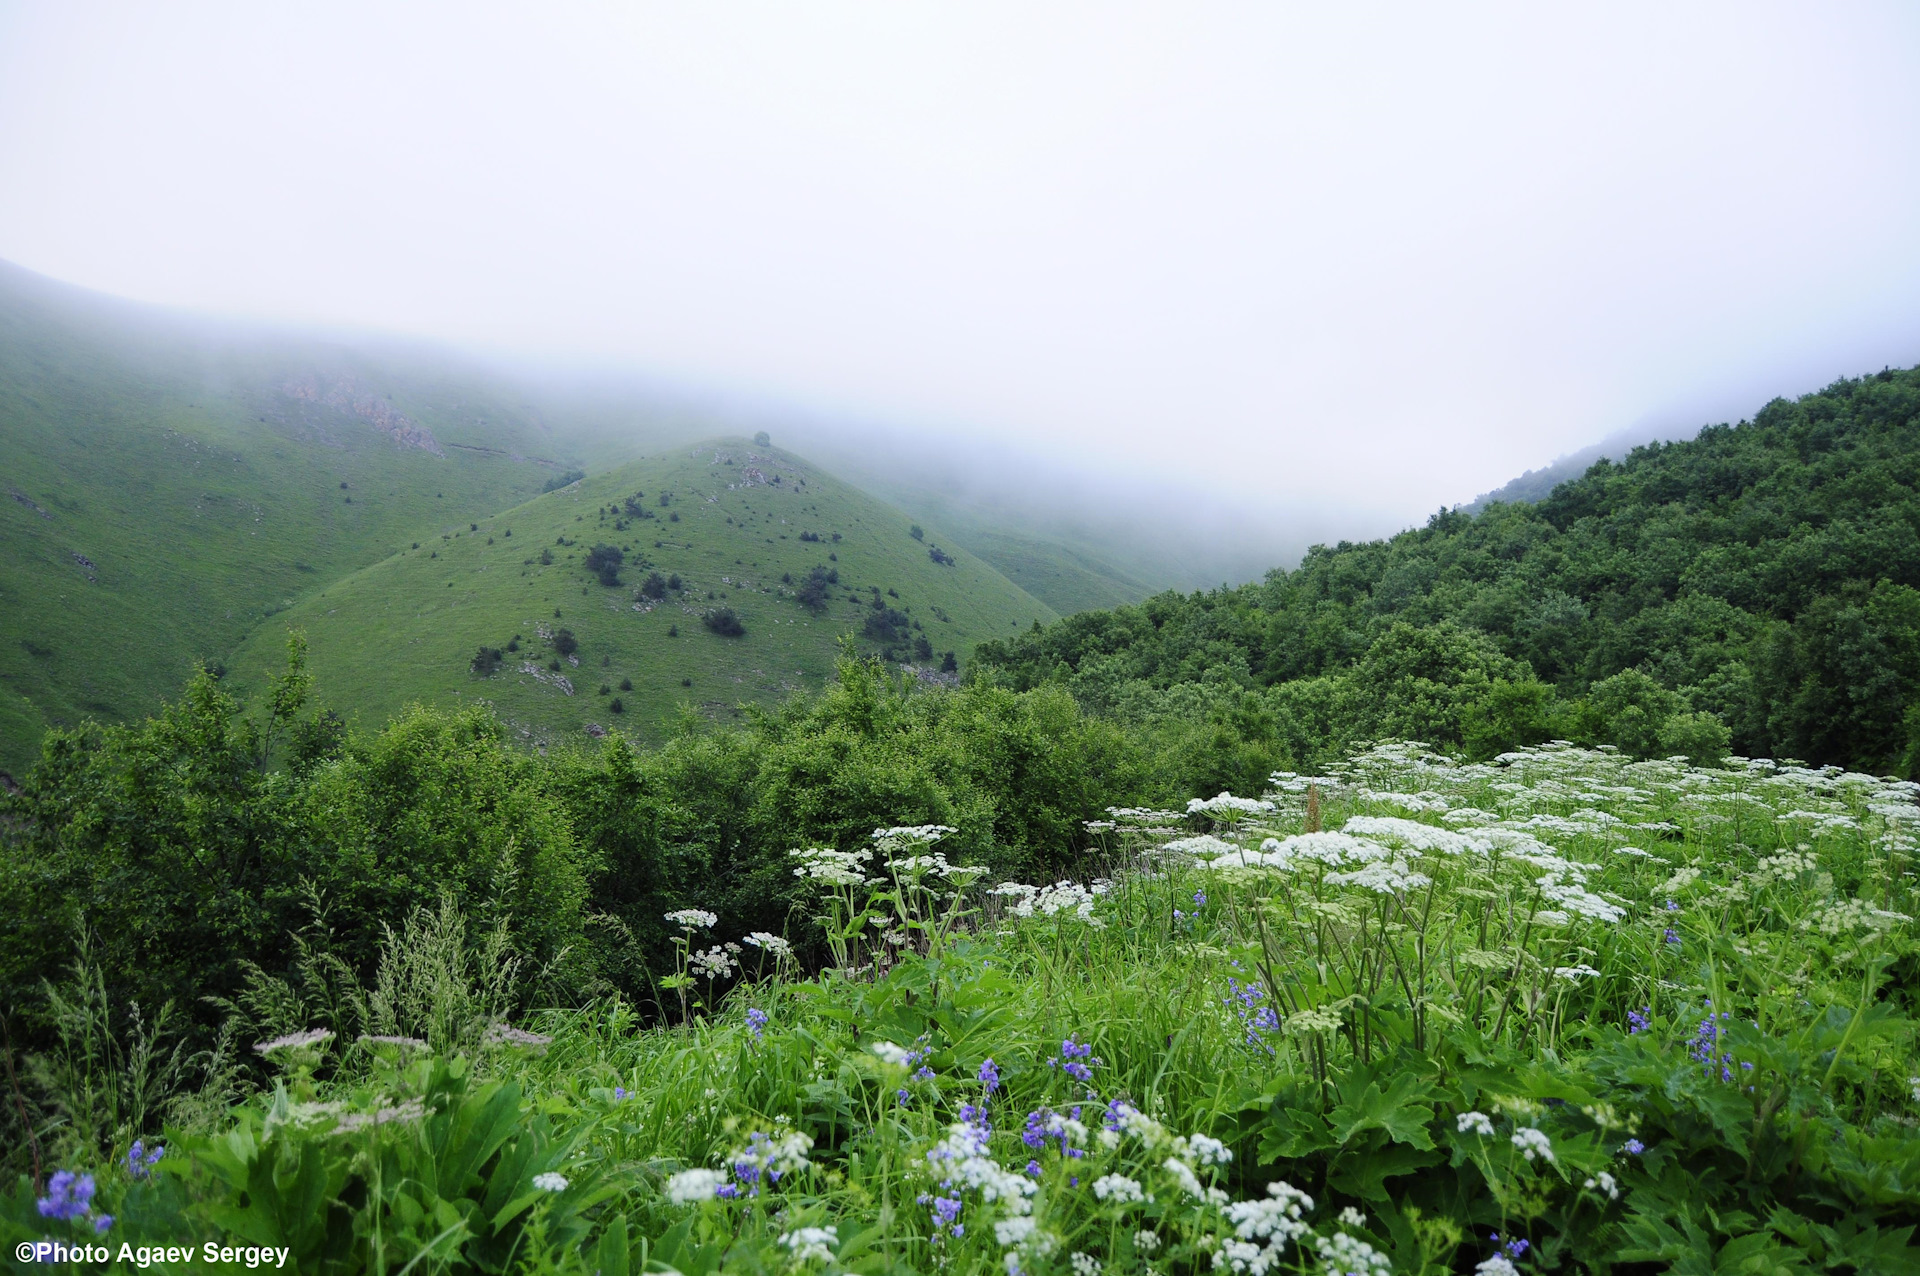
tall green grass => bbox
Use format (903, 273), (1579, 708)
(6, 742), (1917, 1273)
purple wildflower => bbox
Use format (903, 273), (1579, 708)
(1047, 1036), (1100, 1084)
(37, 1171), (95, 1221)
(1192, 890), (1207, 907)
(1664, 928), (1681, 945)
(897, 1088), (912, 1108)
(745, 1008), (768, 1041)
(93, 1215), (114, 1235)
(978, 1057), (1001, 1094)
(1623, 1138), (1645, 1155)
(124, 1140), (164, 1180)
(959, 1103), (992, 1143)
(1025, 1159), (1042, 1177)
(1627, 1006), (1651, 1035)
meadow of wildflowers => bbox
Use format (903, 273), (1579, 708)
(5, 743), (1919, 1273)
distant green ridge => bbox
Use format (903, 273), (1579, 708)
(0, 259), (590, 772)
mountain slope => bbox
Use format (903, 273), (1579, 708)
(976, 367), (1920, 774)
(223, 439), (1057, 745)
(0, 260), (653, 773)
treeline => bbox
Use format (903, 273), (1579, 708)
(976, 367), (1920, 778)
(0, 639), (1142, 1055)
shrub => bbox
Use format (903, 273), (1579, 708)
(639, 572), (668, 600)
(794, 566), (833, 613)
(928, 546), (954, 566)
(584, 544), (624, 587)
(863, 607), (910, 645)
(541, 469), (585, 492)
(619, 678), (632, 691)
(909, 524), (924, 541)
(469, 646), (504, 676)
(703, 608), (745, 638)
(552, 628), (578, 657)
(609, 698), (623, 713)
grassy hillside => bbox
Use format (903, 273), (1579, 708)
(223, 439), (1057, 744)
(0, 260), (625, 774)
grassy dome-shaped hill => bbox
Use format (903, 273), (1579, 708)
(223, 439), (1058, 745)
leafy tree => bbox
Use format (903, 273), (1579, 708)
(552, 628), (578, 657)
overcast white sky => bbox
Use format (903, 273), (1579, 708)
(3, 3), (1919, 523)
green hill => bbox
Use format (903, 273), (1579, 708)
(223, 440), (1056, 745)
(976, 366), (1920, 776)
(0, 260), (632, 772)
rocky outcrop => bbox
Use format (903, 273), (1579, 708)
(278, 375), (444, 456)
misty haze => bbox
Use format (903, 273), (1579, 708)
(2, 6), (1918, 1271)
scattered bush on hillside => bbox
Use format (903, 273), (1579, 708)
(909, 524), (924, 541)
(667, 573), (682, 590)
(863, 607), (910, 645)
(703, 608), (745, 638)
(538, 548), (553, 565)
(609, 698), (623, 713)
(753, 430), (770, 446)
(794, 565), (834, 613)
(552, 628), (578, 657)
(584, 543), (624, 586)
(619, 678), (632, 691)
(940, 650), (958, 672)
(913, 635), (933, 660)
(639, 571), (668, 600)
(541, 469), (585, 492)
(469, 646), (504, 676)
(928, 545), (954, 566)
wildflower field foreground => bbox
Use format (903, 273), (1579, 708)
(7, 742), (1920, 1274)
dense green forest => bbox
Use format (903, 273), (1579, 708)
(976, 368), (1920, 781)
(0, 642), (1138, 1056)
